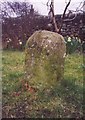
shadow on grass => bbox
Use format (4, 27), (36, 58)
(55, 79), (83, 108)
(36, 78), (83, 118)
(38, 78), (83, 103)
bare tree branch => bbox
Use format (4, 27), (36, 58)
(76, 2), (82, 11)
(48, 0), (72, 33)
(48, 1), (59, 32)
(46, 0), (50, 6)
(59, 0), (71, 33)
(7, 2), (16, 13)
(50, 4), (59, 32)
(63, 13), (77, 22)
(62, 0), (71, 19)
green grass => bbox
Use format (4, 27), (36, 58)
(2, 50), (84, 118)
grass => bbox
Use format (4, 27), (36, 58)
(2, 50), (84, 118)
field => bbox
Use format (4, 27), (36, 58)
(2, 50), (84, 118)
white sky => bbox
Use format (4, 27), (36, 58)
(1, 0), (84, 15)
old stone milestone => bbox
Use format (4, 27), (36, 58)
(25, 30), (66, 90)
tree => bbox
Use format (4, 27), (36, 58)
(1, 1), (47, 49)
(47, 0), (84, 34)
(48, 0), (59, 32)
(0, 0), (84, 50)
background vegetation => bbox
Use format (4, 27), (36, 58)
(1, 1), (84, 51)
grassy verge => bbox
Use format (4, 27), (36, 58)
(2, 50), (84, 118)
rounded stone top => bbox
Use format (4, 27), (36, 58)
(26, 30), (66, 54)
(26, 30), (65, 45)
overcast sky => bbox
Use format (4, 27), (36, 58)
(1, 0), (84, 15)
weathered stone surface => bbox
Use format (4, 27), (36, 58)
(25, 30), (66, 90)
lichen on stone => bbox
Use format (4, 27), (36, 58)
(24, 30), (66, 91)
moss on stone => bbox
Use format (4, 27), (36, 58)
(25, 30), (66, 90)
